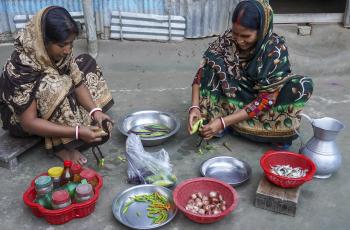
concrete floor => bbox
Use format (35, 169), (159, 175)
(0, 24), (349, 230)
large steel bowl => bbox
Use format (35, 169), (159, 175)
(118, 110), (180, 146)
(112, 184), (178, 229)
(200, 156), (252, 187)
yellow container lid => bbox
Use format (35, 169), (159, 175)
(48, 167), (64, 177)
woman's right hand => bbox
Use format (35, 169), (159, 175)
(79, 126), (108, 143)
(187, 107), (202, 134)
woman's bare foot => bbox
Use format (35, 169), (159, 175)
(55, 149), (72, 161)
(70, 149), (88, 165)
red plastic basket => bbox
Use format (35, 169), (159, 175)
(23, 169), (103, 225)
(260, 150), (316, 188)
(173, 177), (238, 224)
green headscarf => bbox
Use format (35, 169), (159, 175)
(201, 0), (292, 102)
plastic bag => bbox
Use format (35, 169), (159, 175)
(125, 134), (177, 187)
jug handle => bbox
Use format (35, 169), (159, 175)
(294, 113), (313, 151)
(299, 113), (314, 123)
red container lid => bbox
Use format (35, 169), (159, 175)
(80, 169), (96, 181)
(52, 190), (70, 204)
(71, 163), (82, 174)
(64, 160), (72, 167)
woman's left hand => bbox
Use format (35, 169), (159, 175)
(92, 111), (114, 128)
(199, 118), (223, 140)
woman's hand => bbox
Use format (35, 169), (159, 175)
(199, 118), (223, 140)
(79, 126), (108, 143)
(92, 111), (114, 128)
(187, 107), (202, 134)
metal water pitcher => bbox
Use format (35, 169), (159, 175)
(298, 113), (344, 179)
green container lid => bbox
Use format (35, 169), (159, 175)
(34, 176), (52, 189)
(64, 182), (78, 197)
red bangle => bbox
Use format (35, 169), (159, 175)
(219, 117), (226, 129)
(75, 125), (79, 140)
(89, 108), (102, 119)
(188, 105), (200, 113)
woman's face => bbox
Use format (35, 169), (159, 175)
(232, 23), (258, 50)
(46, 34), (75, 62)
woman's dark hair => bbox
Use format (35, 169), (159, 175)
(43, 6), (79, 44)
(232, 1), (260, 31)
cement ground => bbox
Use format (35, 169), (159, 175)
(0, 24), (349, 230)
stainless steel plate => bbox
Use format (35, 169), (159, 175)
(200, 156), (252, 187)
(112, 185), (178, 229)
(117, 110), (180, 146)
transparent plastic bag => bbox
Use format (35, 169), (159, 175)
(125, 134), (176, 187)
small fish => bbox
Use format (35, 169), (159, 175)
(270, 164), (308, 178)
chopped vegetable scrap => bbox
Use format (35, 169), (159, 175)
(122, 192), (171, 224)
(197, 141), (215, 155)
(117, 155), (127, 162)
(129, 124), (171, 138)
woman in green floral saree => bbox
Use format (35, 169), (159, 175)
(188, 0), (313, 145)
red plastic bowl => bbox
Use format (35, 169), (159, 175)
(260, 150), (316, 188)
(23, 169), (103, 225)
(173, 177), (238, 224)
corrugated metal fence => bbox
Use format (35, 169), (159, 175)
(1, 0), (349, 39)
(0, 0), (238, 39)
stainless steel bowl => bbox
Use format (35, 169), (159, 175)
(200, 156), (252, 187)
(118, 110), (180, 146)
(112, 184), (178, 229)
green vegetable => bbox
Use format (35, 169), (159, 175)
(190, 119), (204, 135)
(152, 179), (174, 187)
(122, 200), (134, 214)
(122, 192), (170, 225)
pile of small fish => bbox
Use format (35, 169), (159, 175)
(270, 164), (308, 178)
(129, 124), (171, 138)
(185, 191), (226, 215)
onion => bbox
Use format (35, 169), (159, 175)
(213, 208), (221, 215)
(196, 201), (203, 208)
(209, 191), (218, 198)
(187, 191), (226, 216)
(187, 199), (195, 205)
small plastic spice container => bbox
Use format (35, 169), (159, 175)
(63, 182), (78, 198)
(34, 176), (53, 209)
(71, 163), (82, 183)
(51, 190), (71, 210)
(48, 167), (64, 189)
(34, 176), (53, 196)
(80, 169), (98, 188)
(74, 182), (94, 203)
